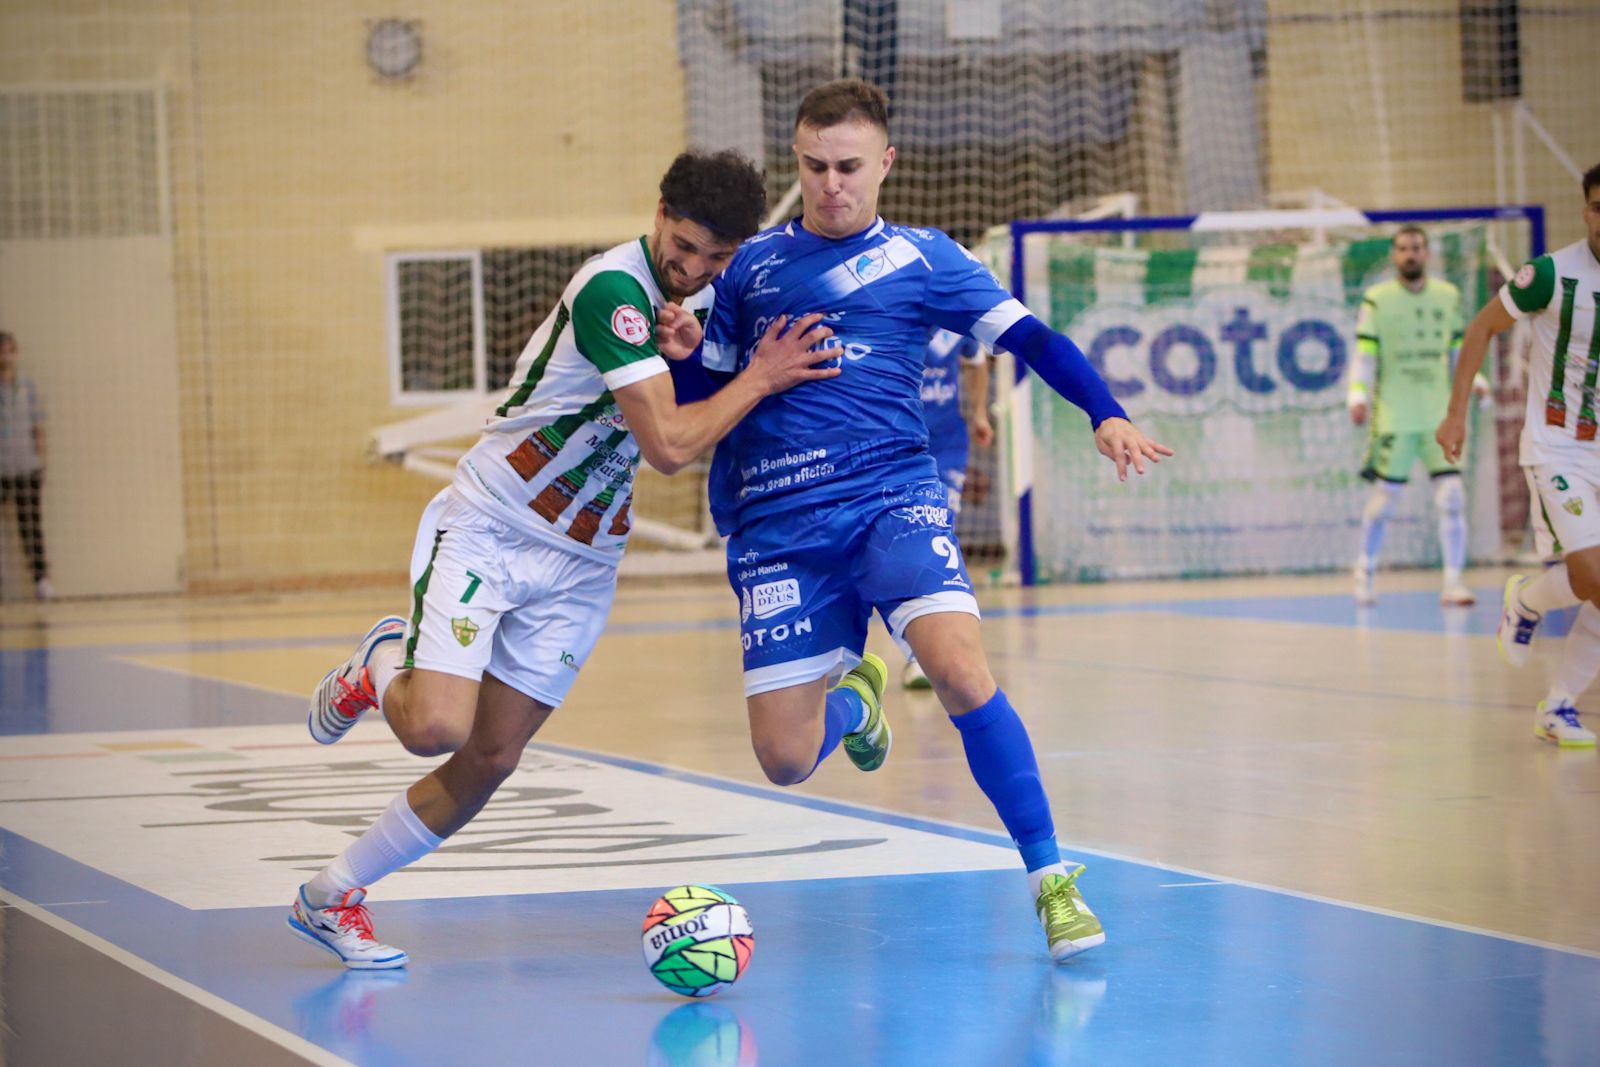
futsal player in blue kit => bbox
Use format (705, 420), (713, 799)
(664, 79), (1171, 960)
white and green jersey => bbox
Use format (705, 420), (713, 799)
(453, 236), (711, 563)
(1353, 277), (1463, 434)
(1501, 240), (1600, 463)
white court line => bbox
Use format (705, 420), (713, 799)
(0, 887), (353, 1067)
(0, 898), (107, 908)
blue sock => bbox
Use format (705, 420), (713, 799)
(950, 688), (1061, 872)
(803, 686), (863, 781)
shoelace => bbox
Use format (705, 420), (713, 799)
(331, 671), (377, 719)
(331, 892), (378, 940)
(1040, 877), (1083, 926)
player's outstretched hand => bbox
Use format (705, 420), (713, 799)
(970, 412), (995, 449)
(654, 303), (704, 361)
(1094, 417), (1174, 482)
(1436, 411), (1468, 465)
(746, 313), (839, 395)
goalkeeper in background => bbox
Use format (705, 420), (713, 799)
(1347, 225), (1485, 606)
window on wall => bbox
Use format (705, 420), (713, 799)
(386, 251), (484, 405)
(387, 244), (609, 404)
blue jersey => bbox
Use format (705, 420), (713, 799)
(922, 329), (983, 477)
(702, 217), (1027, 534)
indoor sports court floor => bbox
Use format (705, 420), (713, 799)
(2, 568), (1598, 1066)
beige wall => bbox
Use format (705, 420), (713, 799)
(0, 0), (686, 590)
(1267, 0), (1600, 250)
(5, 1), (1597, 591)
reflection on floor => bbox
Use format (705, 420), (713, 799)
(2, 569), (1597, 1066)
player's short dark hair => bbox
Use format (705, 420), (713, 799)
(1392, 224), (1428, 247)
(658, 150), (767, 242)
(1583, 161), (1600, 201)
(794, 79), (890, 136)
(0, 331), (14, 348)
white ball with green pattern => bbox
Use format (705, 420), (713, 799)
(641, 885), (755, 997)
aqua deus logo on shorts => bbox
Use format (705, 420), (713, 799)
(451, 617), (479, 647)
(749, 579), (801, 620)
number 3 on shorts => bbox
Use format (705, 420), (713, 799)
(932, 535), (961, 569)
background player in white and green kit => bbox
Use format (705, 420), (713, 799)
(285, 151), (842, 968)
(1347, 225), (1481, 606)
(1439, 161), (1600, 748)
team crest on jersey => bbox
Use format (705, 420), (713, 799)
(451, 617), (479, 647)
(611, 305), (651, 345)
(1513, 263), (1536, 288)
(740, 586), (753, 623)
(1564, 498), (1584, 517)
(851, 248), (887, 282)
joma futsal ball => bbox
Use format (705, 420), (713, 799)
(641, 885), (754, 997)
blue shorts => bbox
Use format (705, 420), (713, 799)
(725, 477), (981, 696)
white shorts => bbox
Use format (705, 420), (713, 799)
(404, 489), (618, 707)
(1525, 463), (1600, 560)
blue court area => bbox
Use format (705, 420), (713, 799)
(2, 584), (1597, 1067)
(3, 775), (1597, 1067)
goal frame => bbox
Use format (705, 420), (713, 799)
(1003, 204), (1548, 586)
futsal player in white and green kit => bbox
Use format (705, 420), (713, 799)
(284, 151), (842, 968)
(1347, 225), (1484, 606)
(1439, 161), (1600, 748)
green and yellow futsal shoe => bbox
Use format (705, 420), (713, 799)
(1037, 866), (1105, 961)
(839, 652), (892, 772)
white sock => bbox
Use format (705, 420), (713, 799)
(1434, 476), (1467, 578)
(305, 792), (443, 906)
(1359, 483), (1402, 566)
(369, 640), (405, 711)
(1548, 601), (1600, 708)
(1028, 861), (1069, 899)
(1517, 563), (1579, 616)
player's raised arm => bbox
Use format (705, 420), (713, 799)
(994, 315), (1175, 481)
(1437, 295), (1516, 464)
(653, 302), (704, 361)
(614, 313), (837, 475)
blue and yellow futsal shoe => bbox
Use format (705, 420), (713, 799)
(1536, 700), (1597, 748)
(1496, 575), (1540, 669)
(839, 652), (892, 772)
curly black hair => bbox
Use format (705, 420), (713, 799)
(659, 150), (767, 242)
(1584, 161), (1600, 202)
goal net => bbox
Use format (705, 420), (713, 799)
(4, 3), (1594, 598)
(979, 206), (1545, 583)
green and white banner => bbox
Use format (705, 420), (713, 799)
(1007, 228), (1497, 581)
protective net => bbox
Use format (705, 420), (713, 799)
(0, 2), (1595, 598)
(983, 216), (1525, 581)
